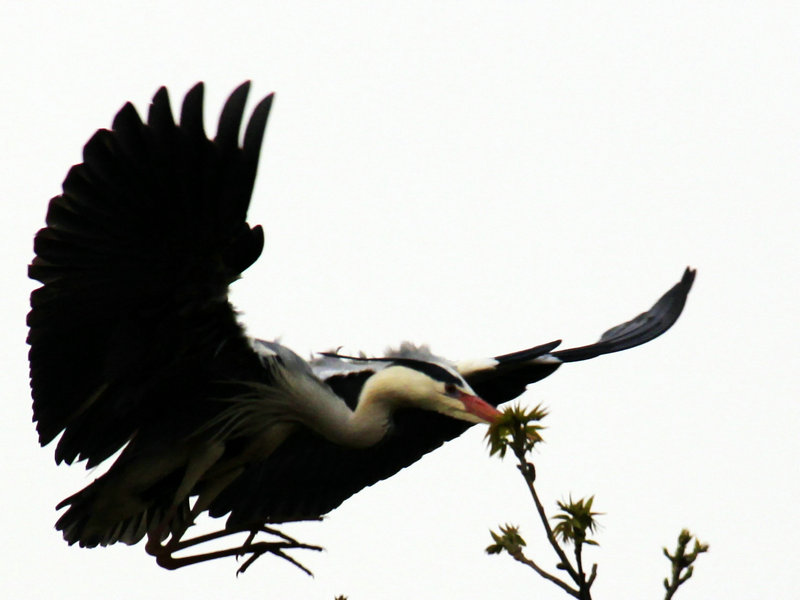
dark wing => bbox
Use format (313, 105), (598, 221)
(464, 268), (696, 405)
(209, 360), (472, 527)
(209, 268), (695, 528)
(552, 267), (696, 361)
(210, 406), (471, 528)
(28, 83), (273, 467)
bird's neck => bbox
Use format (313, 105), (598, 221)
(322, 366), (425, 448)
(307, 392), (391, 448)
(280, 364), (410, 449)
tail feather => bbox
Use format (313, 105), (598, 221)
(55, 474), (191, 548)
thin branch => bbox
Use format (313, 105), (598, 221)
(587, 563), (598, 587)
(507, 548), (580, 598)
(574, 543), (591, 600)
(511, 443), (579, 584)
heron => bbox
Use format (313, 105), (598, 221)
(28, 82), (695, 573)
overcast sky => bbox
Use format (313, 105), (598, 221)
(3, 2), (798, 599)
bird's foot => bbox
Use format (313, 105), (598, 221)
(235, 536), (323, 576)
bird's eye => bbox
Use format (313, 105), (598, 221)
(444, 383), (459, 396)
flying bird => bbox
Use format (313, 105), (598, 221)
(28, 82), (695, 573)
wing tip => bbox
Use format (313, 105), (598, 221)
(179, 82), (206, 136)
(550, 266), (697, 363)
(242, 92), (274, 166)
(681, 266), (697, 289)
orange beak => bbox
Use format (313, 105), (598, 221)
(458, 392), (502, 424)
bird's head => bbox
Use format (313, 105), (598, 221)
(362, 361), (501, 425)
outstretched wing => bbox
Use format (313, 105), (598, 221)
(28, 83), (273, 468)
(210, 268), (695, 529)
(461, 268), (696, 404)
(210, 405), (472, 528)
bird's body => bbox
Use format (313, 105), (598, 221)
(28, 82), (695, 571)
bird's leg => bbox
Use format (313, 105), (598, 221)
(144, 501), (189, 556)
(144, 493), (226, 560)
(145, 443), (230, 556)
(163, 525), (294, 554)
(149, 525), (322, 575)
(144, 444), (322, 574)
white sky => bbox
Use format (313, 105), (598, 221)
(3, 2), (798, 598)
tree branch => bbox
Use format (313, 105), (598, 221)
(508, 548), (580, 598)
(511, 444), (580, 584)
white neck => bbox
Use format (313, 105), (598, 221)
(307, 391), (392, 448)
(313, 365), (434, 448)
(274, 367), (393, 449)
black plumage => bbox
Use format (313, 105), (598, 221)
(29, 83), (272, 471)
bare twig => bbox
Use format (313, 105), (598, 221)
(508, 548), (580, 598)
(506, 418), (581, 585)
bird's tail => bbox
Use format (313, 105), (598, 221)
(55, 471), (191, 548)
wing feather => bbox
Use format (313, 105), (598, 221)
(28, 83), (274, 468)
(553, 267), (696, 362)
(462, 268), (696, 405)
(210, 409), (470, 528)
